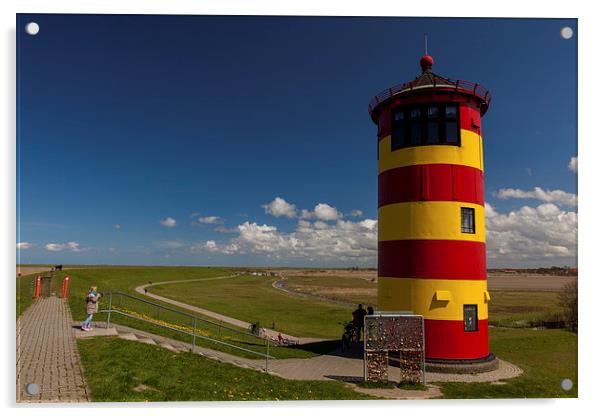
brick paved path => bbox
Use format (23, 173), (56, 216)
(16, 297), (89, 403)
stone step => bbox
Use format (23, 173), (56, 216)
(137, 337), (157, 346)
(158, 342), (177, 351)
(118, 333), (139, 341)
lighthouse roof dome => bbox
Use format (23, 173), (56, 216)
(368, 55), (491, 121)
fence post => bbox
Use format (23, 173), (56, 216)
(62, 276), (70, 298)
(192, 317), (197, 351)
(265, 338), (270, 372)
(106, 293), (113, 329)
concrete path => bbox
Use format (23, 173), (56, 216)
(135, 277), (325, 345)
(16, 297), (89, 403)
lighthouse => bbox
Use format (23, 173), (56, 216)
(369, 55), (495, 366)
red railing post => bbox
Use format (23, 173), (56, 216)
(62, 276), (70, 299)
(34, 276), (41, 299)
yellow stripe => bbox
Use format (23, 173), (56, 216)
(378, 201), (485, 243)
(378, 129), (483, 174)
(378, 277), (488, 320)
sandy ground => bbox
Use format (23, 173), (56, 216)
(487, 273), (576, 291)
(16, 266), (54, 277)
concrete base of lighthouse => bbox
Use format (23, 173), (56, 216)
(425, 353), (499, 374)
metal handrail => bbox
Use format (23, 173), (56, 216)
(368, 77), (491, 116)
(104, 291), (263, 340)
(98, 291), (274, 371)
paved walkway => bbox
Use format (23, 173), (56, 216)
(135, 277), (324, 345)
(16, 297), (89, 403)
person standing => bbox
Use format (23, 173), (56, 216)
(82, 286), (101, 331)
(351, 304), (368, 339)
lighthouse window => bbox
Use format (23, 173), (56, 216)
(461, 207), (475, 234)
(427, 105), (438, 118)
(427, 122), (439, 144)
(445, 105), (458, 118)
(390, 103), (461, 150)
(446, 122), (459, 144)
(411, 124), (422, 145)
(464, 305), (478, 332)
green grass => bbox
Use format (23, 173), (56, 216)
(51, 267), (328, 359)
(435, 327), (578, 398)
(16, 273), (37, 318)
(284, 274), (377, 305)
(149, 275), (355, 339)
(17, 271), (64, 318)
(488, 291), (563, 327)
(78, 336), (371, 402)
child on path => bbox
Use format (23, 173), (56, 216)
(82, 286), (101, 331)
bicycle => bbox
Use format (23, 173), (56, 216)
(341, 321), (361, 351)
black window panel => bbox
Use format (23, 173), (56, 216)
(394, 110), (405, 122)
(391, 125), (405, 150)
(390, 103), (461, 151)
(411, 124), (422, 145)
(427, 105), (438, 118)
(445, 105), (458, 119)
(446, 121), (459, 144)
(464, 305), (478, 332)
(461, 207), (475, 234)
(427, 122), (439, 144)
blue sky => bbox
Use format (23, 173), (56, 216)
(16, 14), (577, 267)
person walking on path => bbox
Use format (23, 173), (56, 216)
(82, 286), (101, 331)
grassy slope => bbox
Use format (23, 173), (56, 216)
(149, 275), (354, 339)
(78, 337), (370, 402)
(56, 267), (324, 359)
(437, 327), (578, 398)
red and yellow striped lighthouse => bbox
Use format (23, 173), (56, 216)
(369, 55), (492, 363)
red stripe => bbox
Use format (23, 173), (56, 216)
(379, 164), (484, 207)
(378, 240), (486, 280)
(378, 102), (482, 140)
(424, 319), (489, 360)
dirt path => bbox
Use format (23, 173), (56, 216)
(135, 277), (325, 345)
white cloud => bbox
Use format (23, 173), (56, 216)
(263, 197), (297, 218)
(198, 216), (224, 225)
(17, 242), (33, 250)
(568, 156), (578, 173)
(160, 217), (177, 227)
(486, 202), (577, 262)
(495, 187), (577, 207)
(299, 209), (314, 219)
(350, 209), (364, 217)
(204, 240), (219, 253)
(45, 241), (82, 252)
(313, 203), (341, 221)
(206, 218), (378, 264)
(114, 224), (121, 230)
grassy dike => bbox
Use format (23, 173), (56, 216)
(59, 267), (325, 359)
(77, 336), (371, 402)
